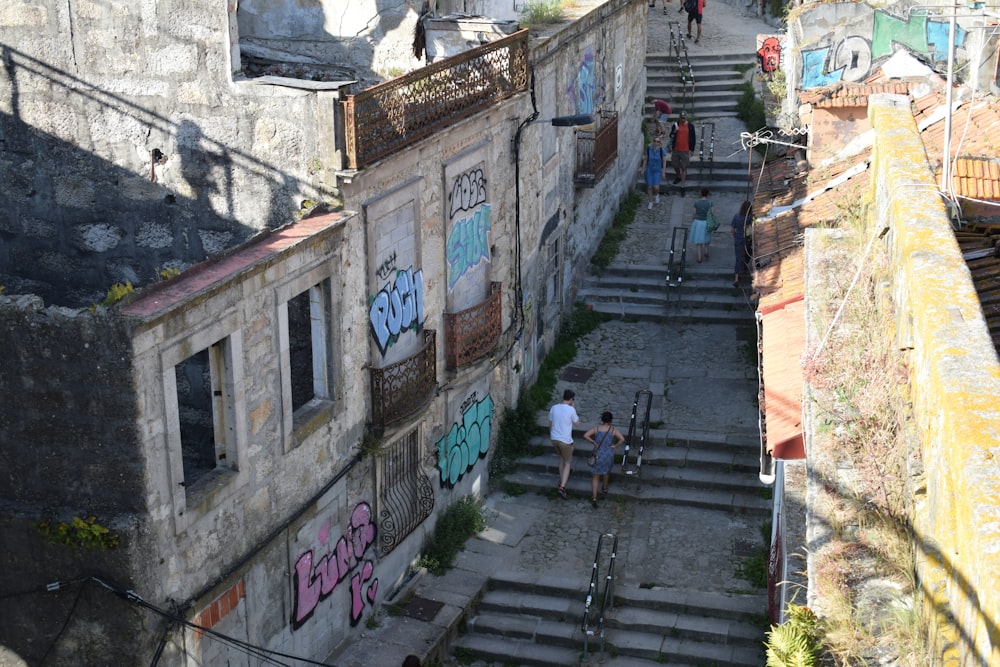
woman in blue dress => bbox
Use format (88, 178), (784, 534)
(690, 188), (715, 263)
(584, 411), (626, 508)
(640, 136), (667, 210)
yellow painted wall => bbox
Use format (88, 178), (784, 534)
(868, 95), (1000, 667)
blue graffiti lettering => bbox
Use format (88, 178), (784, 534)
(447, 205), (491, 290)
(800, 47), (843, 88)
(436, 394), (494, 487)
(369, 267), (424, 355)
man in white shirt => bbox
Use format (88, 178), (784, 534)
(548, 389), (581, 498)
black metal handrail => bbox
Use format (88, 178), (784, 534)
(620, 390), (653, 483)
(581, 532), (618, 660)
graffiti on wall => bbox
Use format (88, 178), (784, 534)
(369, 266), (424, 355)
(567, 47), (603, 116)
(436, 391), (494, 487)
(799, 8), (966, 89)
(758, 35), (783, 74)
(292, 502), (378, 629)
(447, 167), (491, 290)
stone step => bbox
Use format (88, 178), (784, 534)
(517, 444), (763, 481)
(577, 284), (747, 312)
(502, 469), (771, 516)
(581, 270), (744, 292)
(452, 632), (700, 667)
(530, 415), (759, 450)
(489, 572), (768, 623)
(585, 299), (755, 325)
(647, 51), (758, 65)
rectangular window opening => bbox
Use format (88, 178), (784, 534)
(174, 339), (237, 491)
(287, 283), (332, 414)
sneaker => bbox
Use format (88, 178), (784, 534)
(591, 499), (599, 509)
(680, 187), (686, 196)
(655, 194), (660, 203)
(672, 177), (681, 184)
(558, 486), (567, 499)
(648, 202), (653, 210)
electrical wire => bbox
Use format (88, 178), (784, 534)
(37, 578), (89, 666)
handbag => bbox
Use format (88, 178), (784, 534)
(588, 428), (612, 468)
(706, 207), (720, 233)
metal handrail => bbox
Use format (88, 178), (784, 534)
(581, 532), (618, 660)
(620, 390), (653, 483)
(698, 121), (716, 183)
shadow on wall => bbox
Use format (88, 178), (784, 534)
(0, 46), (310, 309)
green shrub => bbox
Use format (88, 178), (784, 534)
(418, 496), (486, 575)
(765, 603), (822, 667)
(37, 516), (119, 550)
(591, 191), (641, 271)
(736, 80), (767, 135)
(519, 0), (565, 27)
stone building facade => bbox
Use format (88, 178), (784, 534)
(0, 0), (646, 663)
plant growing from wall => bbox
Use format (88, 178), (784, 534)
(591, 191), (641, 271)
(99, 281), (134, 308)
(158, 266), (180, 281)
(37, 516), (120, 550)
(418, 496), (486, 575)
(519, 0), (565, 27)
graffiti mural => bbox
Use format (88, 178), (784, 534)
(758, 35), (783, 74)
(369, 266), (424, 355)
(446, 166), (491, 291)
(447, 206), (491, 290)
(798, 7), (966, 89)
(566, 47), (603, 116)
(292, 502), (379, 629)
(436, 391), (494, 487)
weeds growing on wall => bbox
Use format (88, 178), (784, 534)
(37, 516), (120, 550)
(765, 603), (821, 667)
(418, 496), (486, 576)
(799, 201), (928, 664)
(591, 191), (642, 271)
(519, 0), (566, 27)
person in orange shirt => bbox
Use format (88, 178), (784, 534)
(669, 112), (696, 197)
(683, 0), (705, 43)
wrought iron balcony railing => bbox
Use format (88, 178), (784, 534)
(370, 329), (437, 431)
(342, 31), (529, 170)
(445, 282), (502, 369)
(574, 110), (619, 187)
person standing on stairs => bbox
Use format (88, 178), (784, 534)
(669, 112), (695, 197)
(584, 412), (625, 509)
(731, 199), (753, 286)
(684, 0), (705, 43)
(690, 188), (715, 263)
(640, 135), (667, 210)
(548, 390), (580, 499)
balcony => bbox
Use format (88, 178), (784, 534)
(370, 329), (437, 432)
(574, 110), (619, 187)
(445, 282), (502, 369)
(342, 31), (529, 170)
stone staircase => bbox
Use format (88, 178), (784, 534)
(644, 45), (759, 193)
(578, 262), (755, 324)
(457, 571), (766, 666)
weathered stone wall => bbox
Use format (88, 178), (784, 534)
(0, 0), (341, 307)
(0, 296), (152, 664)
(869, 94), (1000, 667)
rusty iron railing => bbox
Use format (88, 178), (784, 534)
(445, 282), (502, 369)
(575, 111), (619, 187)
(370, 329), (437, 431)
(342, 31), (529, 170)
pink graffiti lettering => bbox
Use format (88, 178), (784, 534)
(291, 502), (378, 629)
(350, 560), (378, 626)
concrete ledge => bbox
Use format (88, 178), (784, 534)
(869, 94), (1000, 666)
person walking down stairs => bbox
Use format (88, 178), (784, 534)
(641, 135), (668, 209)
(669, 112), (696, 196)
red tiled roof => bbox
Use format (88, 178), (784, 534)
(760, 295), (806, 459)
(798, 81), (911, 108)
